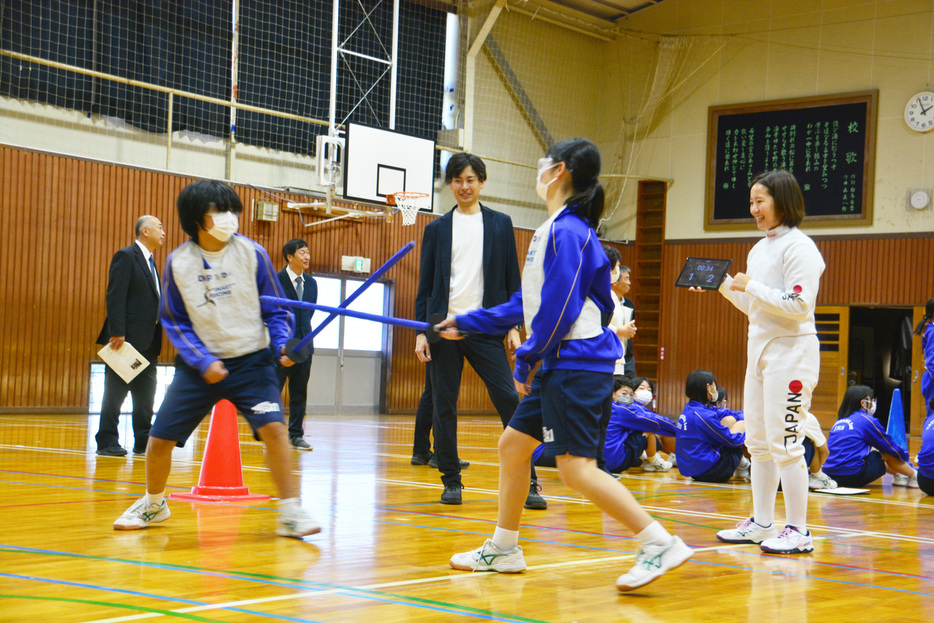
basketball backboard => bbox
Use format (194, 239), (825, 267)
(342, 123), (435, 208)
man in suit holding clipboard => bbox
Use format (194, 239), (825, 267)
(276, 239), (317, 451)
(95, 216), (165, 456)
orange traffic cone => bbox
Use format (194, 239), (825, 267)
(169, 400), (269, 502)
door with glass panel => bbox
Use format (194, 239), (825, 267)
(306, 276), (389, 414)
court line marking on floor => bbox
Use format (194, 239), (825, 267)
(376, 477), (934, 540)
(78, 530), (925, 623)
(5, 446), (933, 547)
(82, 568), (548, 623)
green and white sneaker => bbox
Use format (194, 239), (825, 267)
(276, 505), (322, 538)
(114, 496), (170, 530)
(616, 536), (693, 591)
(449, 539), (527, 573)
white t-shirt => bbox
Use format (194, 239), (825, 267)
(448, 209), (484, 316)
(608, 290), (631, 374)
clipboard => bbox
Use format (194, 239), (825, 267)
(98, 342), (150, 384)
(675, 257), (732, 290)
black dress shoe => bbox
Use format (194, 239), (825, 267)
(96, 446), (128, 457)
(291, 437), (313, 451)
(428, 454), (470, 469)
(132, 446), (147, 455)
(440, 482), (464, 505)
(411, 451), (433, 465)
(524, 479), (547, 510)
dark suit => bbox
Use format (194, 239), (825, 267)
(415, 204), (521, 486)
(96, 242), (162, 452)
(622, 296), (636, 378)
(276, 268), (317, 439)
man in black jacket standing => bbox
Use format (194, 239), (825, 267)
(415, 153), (545, 508)
(276, 239), (317, 451)
(95, 216), (165, 456)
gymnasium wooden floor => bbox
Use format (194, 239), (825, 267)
(1, 412), (933, 622)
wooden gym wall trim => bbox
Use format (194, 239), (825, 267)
(3, 147), (929, 416)
(0, 146), (635, 413)
(656, 238), (934, 417)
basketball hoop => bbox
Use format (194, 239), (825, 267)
(388, 191), (429, 226)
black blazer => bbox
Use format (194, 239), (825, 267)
(277, 268), (318, 353)
(97, 243), (162, 355)
(415, 204), (521, 334)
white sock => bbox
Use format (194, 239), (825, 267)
(636, 520), (672, 548)
(278, 497), (301, 512)
(779, 459), (809, 531)
(146, 491), (165, 507)
(492, 526), (520, 551)
(751, 458), (779, 528)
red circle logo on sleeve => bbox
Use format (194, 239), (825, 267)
(788, 380), (803, 393)
(793, 285), (802, 293)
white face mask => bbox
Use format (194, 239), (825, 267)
(535, 159), (559, 201)
(864, 399), (877, 416)
(611, 267), (620, 284)
(206, 210), (239, 242)
(634, 389), (653, 406)
(708, 387), (719, 403)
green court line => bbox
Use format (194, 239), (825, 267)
(0, 594), (226, 622)
(0, 548), (549, 623)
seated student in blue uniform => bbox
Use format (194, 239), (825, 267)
(715, 385), (834, 489)
(676, 370), (749, 482)
(822, 385), (918, 488)
(604, 376), (677, 474)
(918, 398), (934, 496)
(630, 377), (677, 471)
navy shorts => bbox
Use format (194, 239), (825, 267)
(826, 450), (887, 488)
(692, 447), (744, 483)
(918, 470), (934, 496)
(609, 432), (648, 473)
(509, 368), (612, 460)
(802, 437), (816, 468)
(150, 350), (286, 445)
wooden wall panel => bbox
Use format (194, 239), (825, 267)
(657, 236), (934, 417)
(3, 146), (621, 414)
(15, 143), (929, 416)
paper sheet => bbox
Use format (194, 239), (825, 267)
(815, 487), (871, 495)
(98, 341), (150, 384)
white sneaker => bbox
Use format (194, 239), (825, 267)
(114, 496), (170, 530)
(716, 518), (778, 544)
(733, 457), (751, 480)
(892, 473), (920, 488)
(759, 525), (813, 554)
(616, 536), (693, 591)
(642, 455), (673, 472)
(449, 539), (526, 573)
(669, 454), (677, 468)
(808, 471), (837, 490)
(276, 505), (321, 538)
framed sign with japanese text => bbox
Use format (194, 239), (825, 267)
(705, 90), (877, 230)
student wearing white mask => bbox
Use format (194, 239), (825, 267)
(438, 138), (692, 592)
(114, 180), (320, 539)
(675, 370), (749, 483)
(822, 385), (919, 488)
